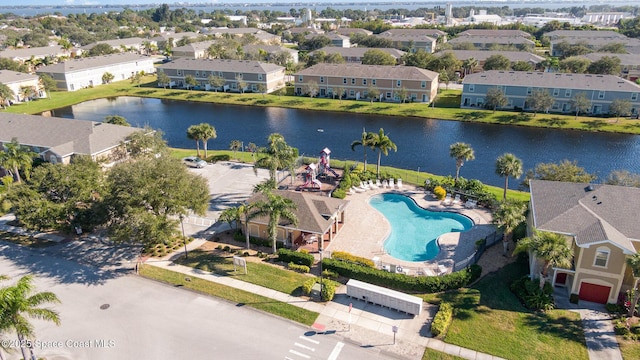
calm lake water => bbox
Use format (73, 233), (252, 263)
(49, 96), (640, 189)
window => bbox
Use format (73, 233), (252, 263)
(296, 87), (301, 95)
(251, 84), (257, 91)
(526, 87), (532, 95)
(362, 79), (367, 85)
(343, 78), (347, 84)
(553, 88), (560, 96)
(468, 84), (475, 92)
(351, 78), (355, 85)
(320, 76), (324, 83)
(396, 80), (401, 87)
(421, 81), (426, 88)
(386, 92), (391, 98)
(372, 79), (376, 85)
(177, 69), (183, 76)
(598, 91), (605, 99)
(349, 90), (355, 97)
(195, 71), (200, 77)
(565, 89), (571, 97)
(632, 93), (638, 101)
(219, 71), (224, 77)
(258, 74), (263, 81)
(594, 247), (610, 267)
(298, 75), (303, 82)
(411, 93), (417, 100)
(237, 73), (243, 79)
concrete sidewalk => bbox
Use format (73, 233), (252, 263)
(146, 257), (505, 360)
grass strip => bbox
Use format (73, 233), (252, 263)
(422, 348), (466, 360)
(139, 264), (318, 326)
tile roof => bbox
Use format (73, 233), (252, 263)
(529, 180), (640, 253)
(581, 53), (640, 65)
(0, 113), (139, 158)
(380, 28), (446, 37)
(333, 28), (373, 36)
(0, 45), (67, 59)
(157, 58), (284, 74)
(36, 53), (151, 74)
(377, 31), (436, 43)
(82, 37), (147, 50)
(436, 50), (544, 63)
(448, 36), (535, 45)
(463, 70), (640, 92)
(0, 70), (38, 84)
(295, 63), (438, 81)
(545, 30), (627, 39)
(457, 29), (531, 38)
(309, 47), (405, 58)
(247, 190), (349, 234)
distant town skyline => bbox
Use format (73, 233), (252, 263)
(10, 0), (634, 6)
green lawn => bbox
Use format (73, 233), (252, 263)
(422, 348), (465, 360)
(423, 261), (588, 360)
(619, 338), (640, 360)
(139, 264), (318, 326)
(174, 249), (311, 295)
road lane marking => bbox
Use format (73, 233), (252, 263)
(299, 336), (320, 344)
(327, 342), (344, 360)
(294, 342), (315, 351)
(289, 349), (310, 359)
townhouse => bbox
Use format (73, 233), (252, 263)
(376, 29), (438, 53)
(309, 47), (405, 64)
(157, 58), (286, 93)
(81, 37), (152, 54)
(461, 70), (640, 115)
(545, 30), (633, 57)
(581, 53), (640, 82)
(436, 50), (545, 73)
(0, 71), (46, 103)
(293, 63), (438, 103)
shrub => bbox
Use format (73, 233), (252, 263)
(288, 262), (310, 273)
(332, 188), (346, 199)
(278, 248), (314, 267)
(433, 186), (447, 200)
(606, 303), (622, 314)
(223, 245), (231, 252)
(208, 154), (231, 163)
(322, 258), (481, 293)
(431, 302), (453, 338)
(332, 251), (376, 268)
(510, 276), (555, 311)
(322, 269), (339, 279)
(320, 278), (336, 301)
(243, 251), (250, 257)
(614, 318), (630, 335)
(302, 278), (316, 295)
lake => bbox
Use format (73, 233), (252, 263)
(49, 96), (640, 189)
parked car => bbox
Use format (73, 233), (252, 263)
(182, 156), (207, 168)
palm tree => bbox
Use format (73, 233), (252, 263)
(492, 200), (527, 255)
(239, 202), (255, 250)
(449, 142), (475, 182)
(513, 231), (573, 289)
(369, 128), (397, 178)
(251, 190), (298, 253)
(256, 134), (296, 183)
(0, 275), (61, 360)
(626, 253), (640, 317)
(0, 83), (15, 108)
(199, 123), (217, 159)
(495, 153), (523, 200)
(462, 57), (478, 77)
(186, 125), (202, 157)
(0, 138), (36, 184)
(218, 207), (241, 232)
(351, 128), (374, 172)
(229, 140), (242, 159)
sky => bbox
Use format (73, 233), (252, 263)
(8, 0), (337, 5)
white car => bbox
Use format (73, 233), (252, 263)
(182, 156), (207, 168)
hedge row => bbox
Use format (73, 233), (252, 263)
(331, 251), (375, 268)
(431, 302), (453, 338)
(288, 262), (310, 273)
(302, 277), (337, 301)
(278, 248), (314, 267)
(232, 231), (284, 251)
(322, 258), (481, 293)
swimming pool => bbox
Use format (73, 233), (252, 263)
(369, 193), (473, 262)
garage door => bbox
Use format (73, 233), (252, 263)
(579, 282), (611, 304)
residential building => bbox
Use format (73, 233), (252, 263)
(456, 29), (532, 38)
(151, 32), (200, 49)
(333, 28), (373, 37)
(581, 53), (640, 82)
(286, 27), (324, 36)
(435, 50), (545, 73)
(0, 112), (139, 165)
(0, 45), (78, 63)
(461, 70), (640, 115)
(36, 53), (155, 91)
(206, 28), (281, 45)
(243, 190), (349, 250)
(309, 47), (405, 64)
(449, 29), (534, 50)
(81, 37), (151, 54)
(242, 44), (299, 64)
(172, 40), (217, 59)
(294, 63), (439, 103)
(376, 29), (438, 53)
(545, 30), (631, 57)
(527, 180), (640, 304)
(157, 58), (286, 93)
(304, 33), (350, 48)
(521, 13), (582, 28)
(0, 71), (46, 103)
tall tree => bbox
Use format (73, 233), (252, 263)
(484, 87), (508, 112)
(366, 86), (379, 103)
(370, 128), (397, 178)
(609, 99), (632, 122)
(524, 160), (596, 185)
(449, 142), (475, 182)
(495, 153), (523, 200)
(351, 128), (374, 172)
(38, 74), (56, 96)
(186, 125), (203, 157)
(462, 57), (478, 77)
(157, 70), (171, 89)
(0, 138), (36, 184)
(625, 253), (640, 317)
(256, 134), (297, 183)
(0, 83), (14, 108)
(198, 123), (217, 159)
(569, 92), (591, 119)
(526, 89), (554, 116)
(0, 275), (61, 360)
(587, 55), (621, 75)
(606, 170), (640, 188)
(102, 72), (115, 84)
(513, 231), (573, 289)
(483, 54), (511, 71)
(229, 139), (242, 159)
(492, 200), (527, 255)
(361, 49), (396, 65)
(251, 190), (298, 253)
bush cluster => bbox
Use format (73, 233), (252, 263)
(322, 258), (481, 293)
(510, 275), (555, 311)
(425, 176), (496, 206)
(613, 317), (640, 340)
(288, 262), (310, 273)
(232, 230), (284, 250)
(278, 248), (314, 267)
(332, 251), (375, 268)
(433, 186), (446, 200)
(333, 167), (354, 199)
(301, 277), (337, 301)
(207, 154), (231, 163)
(431, 302), (453, 338)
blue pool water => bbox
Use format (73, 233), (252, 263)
(369, 193), (473, 262)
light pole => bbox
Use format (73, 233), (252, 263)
(417, 166), (420, 183)
(180, 214), (187, 259)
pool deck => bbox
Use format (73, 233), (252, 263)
(325, 184), (496, 275)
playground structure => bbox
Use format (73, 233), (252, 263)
(298, 148), (340, 191)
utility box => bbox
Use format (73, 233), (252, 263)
(346, 279), (422, 315)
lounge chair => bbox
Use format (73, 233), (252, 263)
(453, 194), (461, 205)
(360, 181), (369, 190)
(347, 187), (355, 195)
(368, 180), (378, 189)
(381, 179), (388, 188)
(396, 178), (403, 189)
(388, 178), (394, 188)
(464, 199), (477, 209)
(376, 179), (382, 188)
(437, 264), (449, 276)
(442, 194), (452, 206)
(353, 186), (365, 193)
(422, 268), (437, 276)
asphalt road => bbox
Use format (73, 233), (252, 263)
(0, 243), (400, 360)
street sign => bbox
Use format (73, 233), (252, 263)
(392, 325), (398, 333)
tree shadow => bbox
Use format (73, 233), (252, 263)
(254, 99), (273, 105)
(456, 111), (488, 121)
(135, 89), (158, 96)
(623, 122), (640, 130)
(400, 108), (419, 116)
(521, 311), (586, 346)
(345, 103), (366, 110)
(314, 101), (331, 108)
(539, 117), (567, 127)
(582, 120), (607, 129)
(185, 93), (207, 99)
(165, 91), (183, 97)
(495, 113), (532, 124)
(283, 99), (305, 106)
